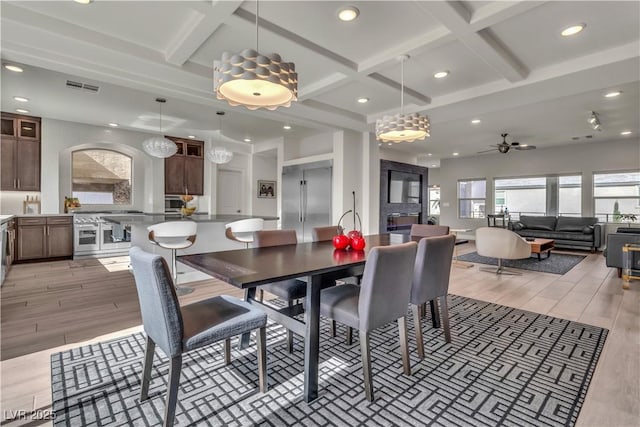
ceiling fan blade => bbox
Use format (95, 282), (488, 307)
(514, 144), (536, 150)
(477, 148), (498, 153)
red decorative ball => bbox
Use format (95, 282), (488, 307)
(347, 229), (362, 241)
(333, 233), (350, 250)
(350, 236), (366, 251)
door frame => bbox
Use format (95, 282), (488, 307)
(216, 167), (246, 215)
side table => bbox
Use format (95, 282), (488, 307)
(450, 228), (473, 269)
(622, 243), (640, 290)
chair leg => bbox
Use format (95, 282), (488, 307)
(224, 338), (231, 365)
(411, 305), (425, 360)
(163, 355), (182, 427)
(259, 289), (264, 302)
(359, 330), (374, 402)
(139, 336), (156, 402)
(287, 301), (294, 353)
(398, 316), (411, 376)
(346, 326), (353, 346)
(256, 326), (268, 392)
(331, 320), (336, 337)
(440, 296), (452, 344)
(430, 299), (441, 328)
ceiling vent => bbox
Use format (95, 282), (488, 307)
(66, 80), (100, 93)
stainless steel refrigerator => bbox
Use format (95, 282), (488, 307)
(282, 160), (332, 242)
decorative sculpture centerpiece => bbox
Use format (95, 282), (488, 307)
(333, 192), (365, 251)
(180, 193), (197, 216)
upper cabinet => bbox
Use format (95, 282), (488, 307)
(1, 113), (41, 191)
(164, 137), (204, 195)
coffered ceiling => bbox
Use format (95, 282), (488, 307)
(1, 1), (638, 164)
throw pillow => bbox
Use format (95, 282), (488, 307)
(512, 222), (524, 231)
(582, 225), (594, 234)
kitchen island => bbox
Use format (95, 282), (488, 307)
(103, 213), (278, 283)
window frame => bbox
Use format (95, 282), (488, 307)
(592, 169), (640, 223)
(458, 178), (486, 219)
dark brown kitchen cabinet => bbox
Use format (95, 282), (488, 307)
(164, 137), (204, 195)
(16, 216), (72, 261)
(1, 113), (41, 191)
(6, 219), (16, 268)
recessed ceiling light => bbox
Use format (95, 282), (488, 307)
(74, 0), (92, 4)
(452, 152), (459, 156)
(188, 135), (196, 139)
(283, 125), (292, 130)
(471, 119), (481, 124)
(356, 97), (369, 104)
(378, 142), (382, 146)
(337, 6), (359, 22)
(427, 153), (432, 156)
(4, 64), (23, 73)
(13, 96), (29, 102)
(431, 164), (437, 167)
(433, 70), (449, 79)
(605, 91), (622, 98)
(561, 24), (585, 37)
(387, 143), (392, 146)
(15, 108), (29, 114)
(108, 123), (119, 127)
(244, 138), (251, 142)
(621, 131), (632, 136)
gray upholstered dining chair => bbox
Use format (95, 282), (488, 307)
(319, 241), (418, 401)
(312, 225), (342, 242)
(129, 247), (268, 427)
(410, 224), (450, 238)
(410, 234), (456, 360)
(254, 229), (307, 353)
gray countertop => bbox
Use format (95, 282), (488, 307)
(102, 213), (279, 226)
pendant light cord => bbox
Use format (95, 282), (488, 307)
(159, 102), (163, 134)
(255, 0), (259, 53)
(400, 57), (405, 116)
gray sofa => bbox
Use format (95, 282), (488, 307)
(508, 215), (601, 252)
(604, 227), (640, 277)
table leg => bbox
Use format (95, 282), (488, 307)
(304, 274), (321, 403)
(538, 252), (541, 261)
(239, 287), (257, 349)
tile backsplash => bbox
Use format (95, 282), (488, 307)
(0, 192), (42, 215)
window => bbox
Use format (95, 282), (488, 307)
(494, 177), (546, 216)
(72, 149), (132, 205)
(559, 175), (582, 216)
(593, 171), (640, 222)
(458, 179), (486, 218)
(429, 186), (440, 216)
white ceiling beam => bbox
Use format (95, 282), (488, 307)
(469, 1), (547, 32)
(164, 1), (244, 66)
(421, 1), (529, 82)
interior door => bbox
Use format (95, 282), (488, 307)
(217, 169), (243, 214)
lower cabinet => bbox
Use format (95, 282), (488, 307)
(16, 216), (73, 261)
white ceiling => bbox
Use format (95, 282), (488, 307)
(1, 1), (638, 164)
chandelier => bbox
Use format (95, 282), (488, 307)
(207, 112), (234, 164)
(142, 98), (178, 158)
(213, 0), (297, 110)
(375, 55), (430, 143)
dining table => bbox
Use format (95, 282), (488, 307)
(179, 233), (413, 402)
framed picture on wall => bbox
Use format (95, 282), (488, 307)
(258, 180), (276, 198)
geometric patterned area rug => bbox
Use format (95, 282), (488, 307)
(456, 252), (587, 275)
(51, 296), (607, 426)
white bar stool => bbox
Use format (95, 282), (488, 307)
(147, 221), (197, 296)
(225, 218), (264, 248)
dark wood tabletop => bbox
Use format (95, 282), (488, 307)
(179, 233), (412, 288)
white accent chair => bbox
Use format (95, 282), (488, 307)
(148, 221), (197, 295)
(225, 218), (265, 248)
(475, 227), (531, 275)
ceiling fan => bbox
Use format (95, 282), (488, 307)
(478, 133), (536, 154)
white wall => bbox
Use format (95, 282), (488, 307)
(379, 148), (417, 164)
(284, 132), (333, 160)
(332, 130), (364, 230)
(438, 138), (640, 234)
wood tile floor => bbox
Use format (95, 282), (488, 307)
(1, 245), (638, 426)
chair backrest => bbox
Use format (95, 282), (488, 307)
(225, 218), (265, 244)
(410, 234), (456, 305)
(254, 229), (297, 248)
(312, 225), (341, 242)
(475, 227), (531, 259)
(358, 241), (417, 332)
(129, 247), (183, 357)
(148, 221), (197, 248)
(410, 224), (450, 238)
